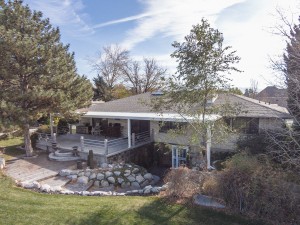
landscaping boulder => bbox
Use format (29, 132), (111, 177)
(135, 175), (145, 184)
(96, 173), (105, 180)
(105, 171), (113, 177)
(59, 169), (72, 177)
(94, 180), (100, 187)
(67, 175), (77, 180)
(131, 182), (140, 189)
(78, 176), (89, 184)
(114, 171), (121, 176)
(117, 178), (124, 184)
(100, 163), (108, 168)
(0, 157), (5, 170)
(40, 184), (51, 193)
(21, 182), (35, 189)
(127, 175), (135, 182)
(101, 180), (109, 187)
(107, 177), (115, 184)
(144, 173), (153, 180)
(89, 173), (96, 180)
(132, 168), (139, 174)
(121, 182), (130, 189)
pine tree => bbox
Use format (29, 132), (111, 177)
(0, 0), (93, 156)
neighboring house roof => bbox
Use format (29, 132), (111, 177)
(214, 93), (291, 119)
(83, 92), (291, 120)
(255, 86), (288, 108)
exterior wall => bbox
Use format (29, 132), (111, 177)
(259, 118), (284, 131)
(79, 117), (91, 125)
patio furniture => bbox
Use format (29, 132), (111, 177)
(76, 125), (88, 134)
(91, 126), (102, 135)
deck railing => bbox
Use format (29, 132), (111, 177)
(37, 130), (153, 156)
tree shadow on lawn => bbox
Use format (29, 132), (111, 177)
(65, 205), (129, 225)
(135, 197), (268, 225)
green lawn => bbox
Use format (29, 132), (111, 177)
(0, 136), (24, 160)
(0, 137), (267, 225)
(0, 173), (267, 225)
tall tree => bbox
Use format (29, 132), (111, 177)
(92, 45), (129, 98)
(123, 58), (166, 94)
(151, 19), (240, 167)
(166, 19), (240, 121)
(92, 75), (111, 101)
(0, 0), (93, 156)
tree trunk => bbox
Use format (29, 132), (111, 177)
(24, 123), (33, 157)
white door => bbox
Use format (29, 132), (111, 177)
(172, 145), (189, 168)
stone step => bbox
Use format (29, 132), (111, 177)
(48, 153), (80, 162)
(54, 150), (73, 157)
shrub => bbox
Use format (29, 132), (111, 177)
(163, 167), (205, 201)
(214, 153), (300, 224)
(37, 125), (51, 133)
(236, 134), (268, 154)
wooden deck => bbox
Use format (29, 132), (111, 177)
(37, 132), (152, 156)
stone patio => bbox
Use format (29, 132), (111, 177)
(5, 152), (76, 183)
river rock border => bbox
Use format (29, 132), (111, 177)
(16, 163), (169, 196)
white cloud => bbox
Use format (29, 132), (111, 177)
(24, 0), (94, 36)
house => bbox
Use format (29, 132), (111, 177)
(255, 86), (288, 108)
(68, 92), (290, 168)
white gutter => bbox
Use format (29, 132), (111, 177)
(82, 111), (220, 122)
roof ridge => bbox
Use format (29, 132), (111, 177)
(231, 93), (289, 115)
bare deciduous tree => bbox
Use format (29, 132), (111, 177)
(123, 58), (167, 94)
(92, 45), (129, 89)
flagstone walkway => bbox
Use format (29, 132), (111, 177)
(4, 152), (76, 183)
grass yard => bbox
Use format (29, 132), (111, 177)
(0, 173), (267, 225)
(0, 136), (24, 160)
(0, 137), (267, 225)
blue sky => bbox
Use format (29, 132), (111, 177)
(23, 0), (300, 90)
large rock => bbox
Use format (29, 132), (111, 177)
(32, 181), (41, 189)
(105, 171), (113, 177)
(117, 178), (124, 184)
(59, 169), (72, 176)
(144, 173), (153, 180)
(124, 169), (131, 174)
(127, 175), (135, 182)
(114, 171), (121, 176)
(89, 173), (96, 180)
(121, 182), (130, 189)
(141, 179), (150, 187)
(94, 180), (100, 187)
(143, 188), (151, 194)
(131, 182), (140, 189)
(40, 184), (51, 193)
(107, 177), (115, 184)
(101, 180), (109, 187)
(78, 171), (84, 177)
(51, 186), (62, 192)
(132, 168), (139, 174)
(78, 176), (89, 184)
(100, 163), (108, 168)
(97, 173), (105, 180)
(0, 157), (5, 170)
(60, 190), (74, 195)
(67, 175), (77, 180)
(135, 175), (145, 184)
(151, 187), (160, 193)
(21, 182), (35, 189)
(84, 171), (91, 177)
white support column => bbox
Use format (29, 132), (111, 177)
(53, 133), (57, 143)
(50, 113), (54, 138)
(80, 136), (84, 152)
(127, 119), (131, 148)
(206, 125), (212, 170)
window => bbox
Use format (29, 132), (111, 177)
(225, 117), (259, 134)
(158, 121), (187, 133)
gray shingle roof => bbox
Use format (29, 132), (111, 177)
(214, 93), (291, 118)
(87, 92), (291, 119)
